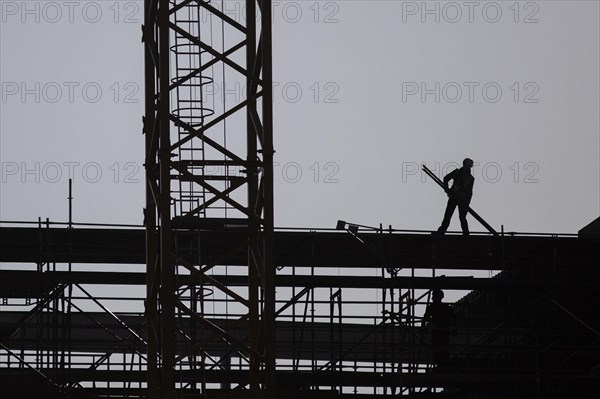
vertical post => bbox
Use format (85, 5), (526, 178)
(329, 287), (334, 386)
(246, 0), (260, 394)
(65, 178), (73, 384)
(143, 0), (159, 396)
(260, 1), (276, 396)
(158, 0), (175, 396)
(68, 179), (72, 228)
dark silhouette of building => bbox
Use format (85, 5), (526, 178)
(1, 224), (600, 398)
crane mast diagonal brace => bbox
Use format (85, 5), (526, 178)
(422, 164), (498, 235)
(143, 0), (275, 398)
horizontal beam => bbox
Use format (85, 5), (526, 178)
(1, 368), (598, 391)
(1, 227), (598, 270)
(1, 270), (597, 295)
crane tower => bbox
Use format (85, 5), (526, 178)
(143, 0), (275, 396)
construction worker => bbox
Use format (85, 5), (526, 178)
(423, 289), (455, 370)
(436, 158), (474, 236)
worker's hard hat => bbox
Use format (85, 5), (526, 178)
(463, 158), (473, 167)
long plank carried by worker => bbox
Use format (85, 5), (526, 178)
(422, 164), (498, 236)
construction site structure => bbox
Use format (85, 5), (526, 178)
(1, 221), (600, 398)
(2, 0), (600, 398)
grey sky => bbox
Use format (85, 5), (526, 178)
(1, 0), (598, 234)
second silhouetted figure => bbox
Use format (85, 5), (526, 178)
(423, 289), (456, 369)
(437, 158), (474, 236)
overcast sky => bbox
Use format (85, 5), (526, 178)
(1, 0), (598, 234)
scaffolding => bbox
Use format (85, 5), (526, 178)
(1, 221), (599, 398)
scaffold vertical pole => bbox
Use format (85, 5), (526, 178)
(261, 1), (276, 396)
(143, 0), (156, 393)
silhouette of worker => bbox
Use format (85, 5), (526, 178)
(437, 158), (474, 235)
(423, 289), (455, 370)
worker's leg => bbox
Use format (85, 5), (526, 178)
(437, 199), (457, 233)
(458, 202), (469, 235)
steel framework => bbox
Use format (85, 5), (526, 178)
(1, 223), (600, 398)
(143, 0), (274, 397)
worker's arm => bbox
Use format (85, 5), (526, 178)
(420, 310), (430, 339)
(422, 306), (431, 328)
(442, 169), (457, 191)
